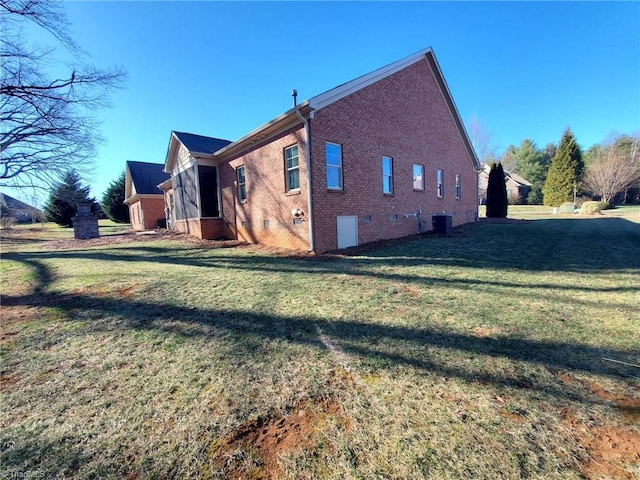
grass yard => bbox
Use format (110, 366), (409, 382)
(1, 209), (639, 479)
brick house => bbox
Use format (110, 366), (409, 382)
(478, 163), (532, 205)
(124, 160), (170, 230)
(162, 47), (481, 252)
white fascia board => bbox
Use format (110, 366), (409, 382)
(308, 47), (433, 110)
(425, 50), (482, 170)
(163, 132), (180, 173)
(213, 101), (312, 158)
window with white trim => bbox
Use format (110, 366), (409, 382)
(284, 145), (299, 191)
(413, 164), (425, 190)
(326, 142), (343, 190)
(382, 156), (393, 194)
(437, 169), (444, 198)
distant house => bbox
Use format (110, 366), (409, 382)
(478, 164), (532, 205)
(162, 47), (481, 252)
(0, 193), (42, 223)
(124, 161), (170, 230)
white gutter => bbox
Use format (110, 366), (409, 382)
(294, 107), (315, 253)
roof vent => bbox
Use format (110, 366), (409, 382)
(292, 89), (298, 107)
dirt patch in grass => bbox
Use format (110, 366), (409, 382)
(208, 397), (346, 479)
(563, 410), (640, 480)
(552, 372), (640, 478)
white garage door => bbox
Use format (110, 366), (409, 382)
(337, 216), (358, 249)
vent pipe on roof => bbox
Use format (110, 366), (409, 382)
(292, 89), (298, 107)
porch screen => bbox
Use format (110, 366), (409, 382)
(198, 166), (219, 218)
(173, 166), (199, 220)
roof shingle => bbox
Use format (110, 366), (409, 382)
(173, 131), (232, 155)
(127, 161), (170, 195)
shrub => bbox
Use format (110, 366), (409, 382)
(580, 201), (601, 215)
(0, 216), (16, 228)
(598, 201), (613, 211)
(559, 202), (575, 213)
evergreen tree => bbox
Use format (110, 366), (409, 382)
(101, 172), (130, 223)
(44, 170), (94, 227)
(542, 129), (584, 206)
(486, 162), (508, 218)
(505, 139), (551, 204)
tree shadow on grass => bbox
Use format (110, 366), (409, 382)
(3, 217), (638, 405)
(3, 275), (638, 409)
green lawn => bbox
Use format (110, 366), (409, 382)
(1, 208), (639, 479)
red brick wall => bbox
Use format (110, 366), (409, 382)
(173, 217), (226, 239)
(129, 196), (166, 231)
(139, 197), (166, 230)
(309, 59), (478, 253)
(219, 126), (311, 251)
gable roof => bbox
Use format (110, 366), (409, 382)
(165, 48), (480, 170)
(0, 193), (40, 212)
(126, 161), (170, 196)
(309, 47), (434, 110)
(215, 47), (480, 169)
(479, 163), (532, 187)
(164, 131), (233, 173)
(506, 171), (532, 187)
(173, 131), (232, 156)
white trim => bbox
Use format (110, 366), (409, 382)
(214, 102), (312, 159)
(309, 48), (433, 110)
(326, 142), (344, 190)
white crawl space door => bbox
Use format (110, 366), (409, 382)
(336, 215), (358, 249)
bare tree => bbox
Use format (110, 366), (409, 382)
(469, 115), (500, 164)
(582, 135), (640, 204)
(1, 0), (125, 190)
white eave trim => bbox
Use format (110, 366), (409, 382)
(308, 47), (433, 110)
(213, 101), (313, 159)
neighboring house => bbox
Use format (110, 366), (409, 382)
(0, 193), (42, 223)
(478, 164), (532, 205)
(124, 161), (171, 230)
(163, 47), (481, 253)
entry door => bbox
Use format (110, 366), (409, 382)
(337, 216), (358, 249)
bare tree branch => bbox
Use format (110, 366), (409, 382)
(582, 135), (640, 203)
(0, 0), (125, 191)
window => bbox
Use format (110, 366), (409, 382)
(284, 145), (299, 191)
(326, 142), (343, 190)
(237, 165), (247, 202)
(437, 169), (444, 198)
(382, 156), (393, 194)
(413, 164), (425, 190)
(455, 174), (461, 200)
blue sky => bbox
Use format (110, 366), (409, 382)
(15, 1), (640, 204)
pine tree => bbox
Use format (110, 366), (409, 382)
(486, 162), (508, 218)
(101, 172), (130, 223)
(542, 129), (584, 206)
(44, 170), (94, 227)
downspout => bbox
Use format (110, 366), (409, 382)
(294, 107), (315, 252)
